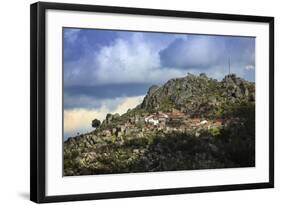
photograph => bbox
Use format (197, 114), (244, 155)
(63, 28), (256, 176)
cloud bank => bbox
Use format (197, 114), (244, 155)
(64, 29), (255, 88)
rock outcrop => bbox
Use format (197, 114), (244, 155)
(141, 73), (254, 117)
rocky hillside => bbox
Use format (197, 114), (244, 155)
(141, 73), (254, 117)
(64, 73), (255, 176)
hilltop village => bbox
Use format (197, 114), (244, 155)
(97, 109), (224, 140)
(64, 73), (255, 176)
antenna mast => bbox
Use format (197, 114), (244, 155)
(228, 57), (231, 75)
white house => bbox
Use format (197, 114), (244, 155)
(145, 113), (169, 126)
(199, 120), (208, 125)
(148, 118), (159, 126)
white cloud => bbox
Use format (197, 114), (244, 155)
(94, 34), (159, 84)
(64, 108), (105, 138)
(114, 95), (144, 114)
(64, 33), (189, 87)
(64, 95), (144, 138)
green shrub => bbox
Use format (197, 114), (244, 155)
(124, 137), (149, 148)
(210, 127), (220, 137)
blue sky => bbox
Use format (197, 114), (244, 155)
(63, 28), (255, 139)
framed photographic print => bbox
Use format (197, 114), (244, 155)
(30, 1), (274, 203)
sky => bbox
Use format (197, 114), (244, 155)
(63, 28), (255, 139)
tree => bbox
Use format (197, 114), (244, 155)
(92, 119), (101, 128)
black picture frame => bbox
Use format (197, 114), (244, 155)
(30, 1), (274, 203)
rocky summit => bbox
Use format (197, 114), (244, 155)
(64, 73), (255, 176)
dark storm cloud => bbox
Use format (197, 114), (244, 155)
(64, 83), (150, 109)
(159, 35), (255, 70)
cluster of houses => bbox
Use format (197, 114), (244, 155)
(143, 110), (223, 131)
(144, 111), (223, 129)
(99, 109), (224, 139)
